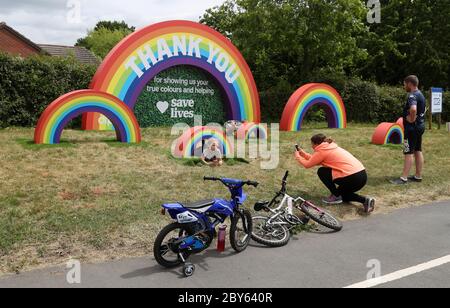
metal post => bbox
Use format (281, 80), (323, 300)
(429, 89), (433, 130)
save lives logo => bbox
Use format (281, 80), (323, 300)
(157, 99), (195, 119)
(156, 101), (169, 113)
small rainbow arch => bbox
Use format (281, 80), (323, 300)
(372, 123), (404, 145)
(174, 126), (233, 158)
(280, 83), (347, 131)
(236, 122), (268, 140)
(34, 90), (141, 144)
(83, 20), (260, 130)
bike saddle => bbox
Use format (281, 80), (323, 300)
(254, 201), (270, 212)
(181, 199), (216, 210)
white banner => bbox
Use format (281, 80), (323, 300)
(431, 88), (443, 114)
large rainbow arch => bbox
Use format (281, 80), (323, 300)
(83, 20), (260, 130)
(34, 90), (141, 144)
(280, 83), (347, 131)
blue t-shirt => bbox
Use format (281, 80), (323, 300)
(403, 90), (426, 127)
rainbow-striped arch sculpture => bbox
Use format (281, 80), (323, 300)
(173, 126), (233, 158)
(280, 83), (347, 131)
(83, 20), (261, 130)
(34, 90), (141, 144)
(371, 119), (405, 145)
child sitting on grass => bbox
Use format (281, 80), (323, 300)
(201, 140), (223, 167)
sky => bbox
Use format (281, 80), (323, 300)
(0, 0), (226, 45)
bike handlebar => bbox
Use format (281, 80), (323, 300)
(282, 171), (289, 182)
(246, 181), (259, 188)
(203, 176), (219, 181)
(204, 177), (259, 188)
(279, 171), (289, 192)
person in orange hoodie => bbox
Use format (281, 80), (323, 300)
(295, 134), (375, 213)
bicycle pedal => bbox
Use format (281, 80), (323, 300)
(286, 214), (302, 225)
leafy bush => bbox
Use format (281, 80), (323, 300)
(306, 68), (348, 95)
(260, 69), (408, 125)
(259, 78), (295, 123)
(0, 52), (96, 128)
(376, 86), (406, 123)
(246, 75), (419, 125)
(341, 79), (379, 123)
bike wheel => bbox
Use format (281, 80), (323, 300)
(300, 201), (343, 231)
(230, 209), (252, 252)
(251, 216), (290, 247)
(153, 223), (193, 268)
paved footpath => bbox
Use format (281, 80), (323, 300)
(1, 201), (450, 288)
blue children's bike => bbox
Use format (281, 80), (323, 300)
(154, 176), (258, 277)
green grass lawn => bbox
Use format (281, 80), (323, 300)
(1, 124), (449, 274)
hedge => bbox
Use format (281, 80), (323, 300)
(258, 70), (411, 124)
(261, 77), (448, 125)
(0, 52), (96, 128)
(259, 78), (295, 123)
(0, 52), (448, 128)
(342, 79), (379, 123)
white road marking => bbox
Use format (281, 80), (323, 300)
(345, 255), (450, 288)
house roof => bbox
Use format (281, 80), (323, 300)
(38, 44), (100, 65)
(0, 22), (42, 53)
(0, 22), (99, 65)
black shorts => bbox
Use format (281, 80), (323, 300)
(404, 124), (425, 155)
(204, 156), (219, 162)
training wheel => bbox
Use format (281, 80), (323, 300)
(183, 263), (195, 277)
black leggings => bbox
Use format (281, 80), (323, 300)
(317, 167), (367, 204)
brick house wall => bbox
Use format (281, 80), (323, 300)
(0, 22), (41, 57)
(0, 22), (99, 65)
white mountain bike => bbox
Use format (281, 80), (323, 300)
(251, 171), (343, 247)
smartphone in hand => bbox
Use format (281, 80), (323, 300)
(295, 144), (301, 152)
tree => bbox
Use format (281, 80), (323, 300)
(93, 20), (135, 32)
(201, 0), (368, 88)
(359, 0), (450, 89)
(76, 21), (135, 59)
(201, 0), (369, 121)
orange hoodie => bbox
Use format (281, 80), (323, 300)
(295, 142), (365, 180)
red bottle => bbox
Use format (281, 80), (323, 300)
(217, 225), (227, 252)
